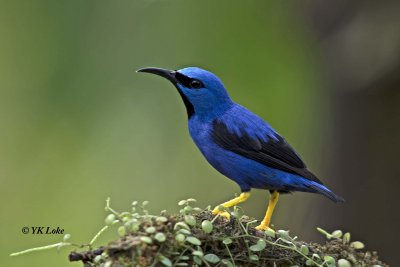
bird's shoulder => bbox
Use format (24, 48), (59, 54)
(215, 104), (280, 148)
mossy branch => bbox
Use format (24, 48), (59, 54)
(10, 198), (387, 267)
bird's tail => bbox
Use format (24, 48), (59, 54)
(308, 181), (345, 203)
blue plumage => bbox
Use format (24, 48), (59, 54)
(138, 66), (344, 230)
(189, 102), (342, 202)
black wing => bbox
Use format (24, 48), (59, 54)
(211, 120), (323, 185)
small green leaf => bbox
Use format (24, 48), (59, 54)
(331, 230), (343, 239)
(201, 220), (213, 234)
(350, 241), (365, 249)
(105, 214), (116, 225)
(184, 215), (196, 226)
(193, 255), (202, 265)
(232, 206), (244, 219)
(249, 254), (259, 261)
(300, 245), (309, 255)
(265, 228), (276, 238)
(178, 200), (187, 206)
(176, 263), (189, 266)
(120, 212), (130, 217)
(186, 236), (201, 246)
(94, 255), (102, 263)
(63, 234), (71, 242)
(337, 259), (352, 267)
(192, 250), (204, 257)
(140, 236), (152, 244)
(343, 232), (351, 244)
(159, 255), (172, 267)
(184, 206), (193, 213)
(324, 255), (336, 264)
(222, 238), (232, 245)
(204, 254), (220, 263)
(117, 226), (126, 237)
(221, 259), (234, 267)
(146, 226), (156, 234)
(187, 198), (197, 203)
(277, 230), (290, 240)
(175, 233), (185, 242)
(316, 227), (328, 235)
(174, 222), (190, 231)
(305, 259), (314, 266)
(154, 232), (166, 242)
(178, 229), (191, 235)
(316, 227), (332, 239)
(130, 222), (140, 232)
(249, 239), (266, 252)
(142, 200), (149, 206)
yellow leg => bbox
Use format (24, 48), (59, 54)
(256, 191), (280, 231)
(212, 192), (251, 219)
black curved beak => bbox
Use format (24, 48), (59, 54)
(137, 67), (194, 118)
(137, 67), (178, 85)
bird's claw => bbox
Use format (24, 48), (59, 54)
(255, 223), (273, 232)
(212, 208), (231, 219)
(217, 211), (231, 219)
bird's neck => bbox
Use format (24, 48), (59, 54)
(192, 100), (234, 122)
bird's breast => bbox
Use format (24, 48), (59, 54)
(188, 118), (213, 155)
(188, 119), (226, 168)
(187, 117), (286, 191)
(187, 118), (249, 184)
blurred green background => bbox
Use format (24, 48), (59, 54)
(1, 0), (399, 266)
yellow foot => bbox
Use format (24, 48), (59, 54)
(216, 211), (231, 219)
(212, 208), (231, 219)
(255, 223), (273, 231)
(210, 192), (251, 221)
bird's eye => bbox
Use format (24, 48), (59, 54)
(190, 79), (202, 89)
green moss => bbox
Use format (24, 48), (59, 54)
(12, 198), (387, 267)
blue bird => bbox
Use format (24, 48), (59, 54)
(137, 67), (344, 230)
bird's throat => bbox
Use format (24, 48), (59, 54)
(176, 88), (195, 118)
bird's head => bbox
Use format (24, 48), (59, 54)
(137, 67), (233, 119)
